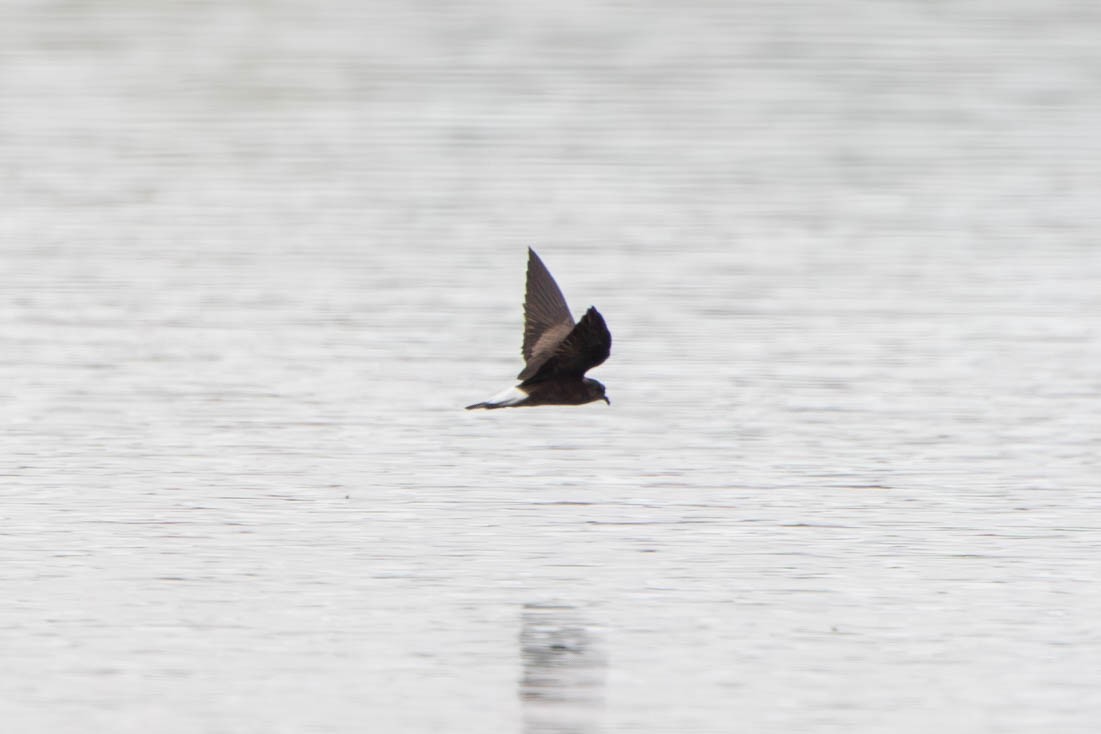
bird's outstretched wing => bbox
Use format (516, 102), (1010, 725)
(519, 306), (611, 384)
(519, 248), (575, 375)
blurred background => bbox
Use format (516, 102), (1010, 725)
(2, 1), (1099, 732)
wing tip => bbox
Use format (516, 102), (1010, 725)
(583, 305), (606, 322)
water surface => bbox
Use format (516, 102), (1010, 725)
(2, 1), (1099, 732)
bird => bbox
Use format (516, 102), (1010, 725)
(466, 248), (612, 410)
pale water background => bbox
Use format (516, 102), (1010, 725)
(2, 1), (1100, 732)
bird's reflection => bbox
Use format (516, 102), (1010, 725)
(519, 603), (606, 734)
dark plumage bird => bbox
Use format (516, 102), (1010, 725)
(466, 248), (612, 410)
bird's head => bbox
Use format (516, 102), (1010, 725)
(584, 378), (610, 405)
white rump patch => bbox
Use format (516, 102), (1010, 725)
(486, 385), (528, 407)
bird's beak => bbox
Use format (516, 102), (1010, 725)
(602, 396), (611, 405)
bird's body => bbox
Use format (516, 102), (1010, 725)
(466, 377), (607, 410)
(466, 248), (612, 410)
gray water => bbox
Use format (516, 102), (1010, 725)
(2, 1), (1100, 732)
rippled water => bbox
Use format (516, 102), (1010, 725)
(3, 1), (1100, 732)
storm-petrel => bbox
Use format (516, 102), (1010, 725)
(466, 248), (612, 410)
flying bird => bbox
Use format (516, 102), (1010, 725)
(466, 248), (612, 410)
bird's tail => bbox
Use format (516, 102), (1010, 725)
(465, 385), (528, 410)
